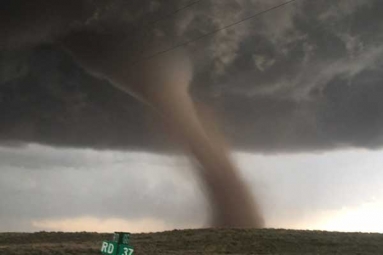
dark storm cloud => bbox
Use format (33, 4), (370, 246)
(195, 0), (383, 151)
(1, 0), (383, 152)
(0, 46), (171, 150)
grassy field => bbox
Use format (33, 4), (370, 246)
(0, 228), (382, 254)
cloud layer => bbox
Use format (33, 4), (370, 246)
(1, 0), (382, 152)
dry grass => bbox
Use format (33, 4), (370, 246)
(1, 228), (382, 254)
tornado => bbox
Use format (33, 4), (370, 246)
(131, 51), (265, 228)
(63, 37), (265, 227)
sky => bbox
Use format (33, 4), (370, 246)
(0, 144), (382, 233)
(1, 0), (383, 233)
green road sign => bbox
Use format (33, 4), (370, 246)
(113, 232), (131, 245)
(118, 244), (134, 255)
(100, 241), (118, 255)
(101, 232), (133, 255)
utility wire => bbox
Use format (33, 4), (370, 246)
(146, 0), (204, 26)
(136, 0), (298, 64)
(136, 0), (204, 57)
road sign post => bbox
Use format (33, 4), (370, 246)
(101, 232), (134, 255)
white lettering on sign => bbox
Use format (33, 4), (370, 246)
(123, 247), (134, 255)
(101, 242), (115, 254)
(101, 242), (108, 252)
(107, 244), (115, 254)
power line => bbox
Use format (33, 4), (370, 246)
(135, 0), (204, 57)
(146, 0), (204, 26)
(136, 0), (298, 64)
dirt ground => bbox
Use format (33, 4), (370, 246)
(0, 228), (382, 255)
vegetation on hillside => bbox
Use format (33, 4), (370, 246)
(1, 228), (383, 255)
